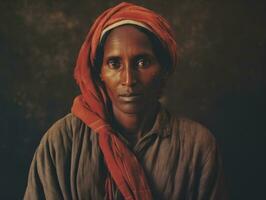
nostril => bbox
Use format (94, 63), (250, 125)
(123, 77), (137, 86)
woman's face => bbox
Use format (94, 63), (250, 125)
(100, 25), (165, 114)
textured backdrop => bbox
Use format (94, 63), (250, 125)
(0, 0), (265, 199)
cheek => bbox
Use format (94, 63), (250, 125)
(100, 69), (119, 95)
(139, 68), (163, 87)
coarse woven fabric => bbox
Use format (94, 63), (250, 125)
(71, 2), (178, 200)
(24, 107), (227, 200)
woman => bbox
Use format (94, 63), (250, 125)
(24, 2), (227, 200)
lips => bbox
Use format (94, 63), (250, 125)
(118, 93), (142, 102)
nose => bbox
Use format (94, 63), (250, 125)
(121, 63), (137, 87)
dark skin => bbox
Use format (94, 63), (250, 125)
(100, 25), (166, 143)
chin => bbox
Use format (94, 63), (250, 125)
(117, 103), (145, 114)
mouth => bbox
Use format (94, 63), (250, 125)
(118, 93), (143, 102)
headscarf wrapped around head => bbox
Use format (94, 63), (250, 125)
(71, 2), (178, 199)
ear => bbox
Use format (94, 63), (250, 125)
(156, 71), (167, 98)
(94, 72), (105, 87)
(99, 73), (104, 82)
(160, 70), (169, 86)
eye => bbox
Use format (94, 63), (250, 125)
(107, 58), (121, 69)
(136, 58), (150, 69)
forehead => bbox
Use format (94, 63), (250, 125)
(103, 25), (154, 56)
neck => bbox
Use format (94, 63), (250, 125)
(112, 102), (159, 140)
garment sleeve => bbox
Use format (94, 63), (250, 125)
(24, 117), (73, 200)
(24, 134), (65, 200)
(197, 142), (228, 200)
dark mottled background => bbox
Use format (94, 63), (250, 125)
(0, 0), (265, 199)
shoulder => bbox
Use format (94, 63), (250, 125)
(178, 117), (216, 148)
(48, 113), (84, 134)
(36, 113), (91, 161)
(41, 113), (83, 143)
(170, 115), (217, 164)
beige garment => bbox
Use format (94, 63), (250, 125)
(24, 107), (227, 200)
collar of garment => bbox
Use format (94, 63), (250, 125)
(113, 105), (172, 148)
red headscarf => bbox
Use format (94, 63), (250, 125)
(71, 2), (178, 199)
